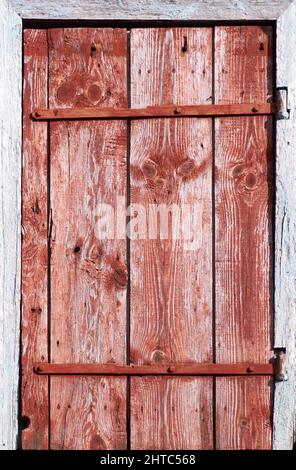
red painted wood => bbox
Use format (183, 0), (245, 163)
(48, 28), (128, 450)
(22, 29), (49, 450)
(50, 377), (126, 450)
(216, 377), (273, 450)
(130, 27), (214, 449)
(131, 377), (213, 449)
(214, 25), (274, 449)
(22, 25), (275, 451)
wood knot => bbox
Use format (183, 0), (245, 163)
(176, 159), (196, 177)
(114, 265), (128, 288)
(56, 82), (76, 104)
(151, 350), (166, 363)
(87, 84), (102, 103)
(232, 164), (244, 177)
(245, 172), (257, 189)
(142, 160), (157, 179)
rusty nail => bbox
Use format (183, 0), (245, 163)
(246, 366), (254, 373)
(167, 366), (175, 374)
(252, 107), (258, 113)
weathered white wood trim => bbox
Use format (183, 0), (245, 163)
(0, 0), (22, 451)
(9, 0), (293, 21)
(1, 0), (296, 451)
(274, 1), (296, 450)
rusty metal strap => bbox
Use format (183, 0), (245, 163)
(34, 362), (275, 376)
(31, 103), (275, 121)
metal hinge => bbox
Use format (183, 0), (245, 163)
(276, 87), (290, 120)
(274, 349), (288, 381)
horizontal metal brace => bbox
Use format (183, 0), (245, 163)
(34, 362), (274, 376)
(31, 103), (275, 121)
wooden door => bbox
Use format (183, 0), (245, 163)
(22, 25), (274, 450)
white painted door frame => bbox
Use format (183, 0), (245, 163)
(1, 0), (295, 450)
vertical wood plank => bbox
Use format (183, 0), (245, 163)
(130, 28), (213, 364)
(22, 29), (49, 449)
(215, 26), (274, 449)
(130, 28), (213, 449)
(216, 377), (273, 450)
(50, 377), (126, 450)
(50, 120), (127, 364)
(131, 377), (213, 450)
(48, 28), (127, 449)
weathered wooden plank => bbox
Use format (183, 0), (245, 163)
(130, 27), (213, 364)
(216, 377), (273, 449)
(32, 103), (274, 120)
(34, 362), (274, 375)
(50, 121), (127, 363)
(215, 116), (273, 362)
(10, 0), (293, 21)
(0, 0), (22, 451)
(131, 377), (213, 449)
(130, 27), (213, 449)
(48, 28), (128, 449)
(274, 1), (296, 450)
(214, 26), (273, 449)
(50, 377), (126, 450)
(22, 29), (49, 450)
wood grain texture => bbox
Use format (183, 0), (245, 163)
(0, 0), (22, 450)
(216, 377), (272, 449)
(274, 2), (296, 449)
(22, 29), (49, 450)
(215, 116), (273, 362)
(48, 28), (127, 449)
(130, 28), (213, 365)
(10, 0), (293, 20)
(50, 377), (126, 450)
(215, 25), (273, 363)
(48, 28), (127, 110)
(49, 27), (127, 363)
(130, 27), (213, 450)
(215, 26), (273, 449)
(50, 121), (127, 364)
(131, 377), (213, 449)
